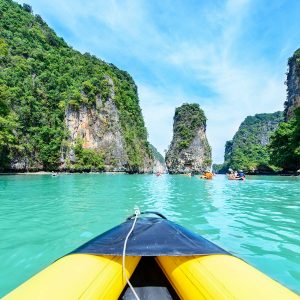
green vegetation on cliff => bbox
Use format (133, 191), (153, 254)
(149, 144), (165, 164)
(173, 103), (207, 150)
(73, 140), (105, 172)
(211, 164), (221, 174)
(285, 48), (300, 119)
(0, 0), (151, 171)
(269, 107), (300, 171)
(223, 112), (284, 173)
(222, 48), (300, 174)
(269, 48), (300, 172)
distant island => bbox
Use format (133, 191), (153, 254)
(0, 0), (157, 173)
(216, 112), (284, 174)
(166, 103), (211, 174)
(214, 52), (300, 175)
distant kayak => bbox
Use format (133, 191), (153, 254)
(200, 171), (213, 180)
(228, 176), (245, 181)
(4, 212), (298, 300)
(199, 175), (213, 180)
(227, 173), (245, 180)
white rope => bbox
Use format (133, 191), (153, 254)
(122, 207), (140, 300)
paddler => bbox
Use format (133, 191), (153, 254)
(200, 170), (213, 179)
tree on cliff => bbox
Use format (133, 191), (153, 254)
(0, 86), (18, 166)
(0, 0), (152, 172)
(268, 48), (300, 172)
(222, 112), (283, 173)
(269, 107), (300, 171)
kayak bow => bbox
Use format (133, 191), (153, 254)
(4, 212), (299, 300)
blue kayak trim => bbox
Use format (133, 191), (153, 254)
(71, 217), (229, 256)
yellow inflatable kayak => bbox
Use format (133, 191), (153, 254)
(4, 212), (299, 300)
(200, 171), (214, 179)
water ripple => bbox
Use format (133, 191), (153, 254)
(0, 174), (299, 295)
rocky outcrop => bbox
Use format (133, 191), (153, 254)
(165, 103), (212, 174)
(285, 50), (300, 120)
(152, 160), (166, 174)
(62, 80), (127, 171)
(222, 112), (284, 173)
(61, 77), (154, 173)
(0, 0), (155, 173)
(150, 144), (167, 173)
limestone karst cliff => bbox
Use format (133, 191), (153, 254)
(268, 48), (300, 172)
(0, 0), (154, 173)
(223, 112), (284, 173)
(63, 80), (129, 172)
(62, 76), (154, 173)
(285, 49), (300, 120)
(165, 103), (212, 174)
(222, 48), (300, 174)
(149, 144), (167, 174)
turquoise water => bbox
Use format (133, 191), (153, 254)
(0, 174), (299, 296)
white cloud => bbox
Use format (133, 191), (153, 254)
(161, 0), (286, 162)
(138, 84), (181, 155)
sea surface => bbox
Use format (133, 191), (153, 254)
(0, 174), (299, 296)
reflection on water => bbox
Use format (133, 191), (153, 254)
(0, 174), (299, 295)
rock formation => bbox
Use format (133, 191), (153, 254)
(223, 112), (284, 173)
(268, 48), (300, 172)
(0, 0), (154, 173)
(149, 144), (167, 174)
(165, 103), (212, 174)
(63, 78), (128, 171)
(285, 49), (300, 120)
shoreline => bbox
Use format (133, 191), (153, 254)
(0, 171), (54, 175)
(0, 171), (298, 176)
(0, 171), (143, 175)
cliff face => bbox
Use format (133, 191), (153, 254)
(0, 0), (154, 173)
(149, 144), (167, 174)
(165, 103), (212, 174)
(63, 79), (128, 171)
(285, 49), (300, 120)
(223, 112), (284, 173)
(268, 49), (300, 172)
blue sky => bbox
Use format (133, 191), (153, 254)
(17, 0), (300, 163)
